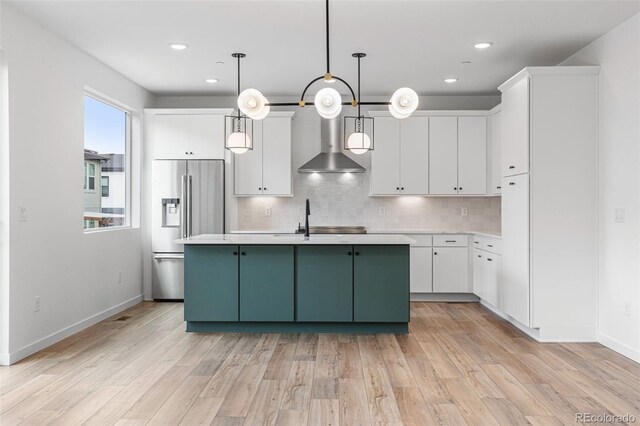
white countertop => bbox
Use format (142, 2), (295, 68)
(177, 234), (416, 245)
(230, 229), (501, 239)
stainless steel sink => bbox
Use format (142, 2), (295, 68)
(295, 226), (367, 234)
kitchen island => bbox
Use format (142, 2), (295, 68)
(177, 234), (414, 333)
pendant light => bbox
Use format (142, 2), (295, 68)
(344, 53), (373, 154)
(236, 0), (419, 121)
(225, 53), (254, 154)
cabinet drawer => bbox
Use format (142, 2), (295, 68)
(406, 235), (432, 247)
(473, 236), (501, 254)
(433, 235), (468, 247)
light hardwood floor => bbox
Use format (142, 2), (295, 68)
(1, 302), (639, 425)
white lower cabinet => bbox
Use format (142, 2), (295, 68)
(481, 254), (501, 308)
(433, 247), (469, 293)
(410, 247), (433, 293)
(473, 249), (483, 295)
(501, 173), (530, 326)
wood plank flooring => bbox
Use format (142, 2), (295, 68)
(1, 302), (638, 425)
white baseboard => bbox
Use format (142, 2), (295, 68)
(597, 333), (640, 363)
(3, 294), (143, 366)
(411, 293), (480, 302)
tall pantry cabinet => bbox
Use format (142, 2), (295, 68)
(499, 66), (599, 340)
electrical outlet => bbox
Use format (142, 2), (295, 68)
(615, 208), (625, 223)
(624, 300), (631, 316)
(265, 207), (272, 217)
(118, 271), (122, 284)
(461, 207), (468, 217)
(34, 296), (40, 313)
(379, 207), (386, 216)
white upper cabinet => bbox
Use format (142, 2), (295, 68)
(371, 116), (428, 195)
(234, 112), (294, 196)
(488, 107), (502, 194)
(149, 110), (230, 160)
(234, 120), (264, 196)
(400, 117), (429, 195)
(370, 117), (401, 195)
(262, 116), (292, 195)
(501, 77), (529, 177)
(457, 116), (487, 195)
(428, 117), (458, 195)
(188, 115), (225, 160)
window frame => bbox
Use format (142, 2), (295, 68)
(83, 89), (132, 233)
(101, 175), (110, 197)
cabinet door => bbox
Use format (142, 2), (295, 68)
(400, 117), (429, 195)
(262, 117), (292, 195)
(297, 246), (353, 322)
(490, 111), (502, 194)
(502, 77), (529, 177)
(153, 115), (189, 160)
(501, 174), (530, 326)
(429, 117), (458, 195)
(410, 247), (432, 293)
(234, 120), (263, 195)
(433, 247), (469, 293)
(371, 117), (400, 195)
(481, 254), (500, 308)
(458, 116), (487, 195)
(239, 245), (294, 322)
(473, 249), (483, 296)
(354, 245), (409, 322)
(188, 115), (225, 159)
(184, 245), (239, 321)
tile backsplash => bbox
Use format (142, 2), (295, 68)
(236, 172), (501, 233)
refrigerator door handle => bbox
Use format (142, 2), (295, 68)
(153, 254), (185, 261)
(187, 174), (193, 237)
(181, 174), (188, 239)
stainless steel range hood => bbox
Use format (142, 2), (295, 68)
(298, 117), (366, 173)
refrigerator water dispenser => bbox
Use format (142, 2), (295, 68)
(162, 198), (180, 227)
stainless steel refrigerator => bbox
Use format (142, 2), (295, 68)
(151, 159), (224, 300)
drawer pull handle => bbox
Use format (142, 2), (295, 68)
(509, 182), (515, 186)
(474, 241), (479, 244)
(487, 258), (493, 262)
(509, 165), (515, 169)
(487, 244), (493, 247)
(477, 255), (482, 258)
(497, 186), (501, 189)
(445, 240), (456, 243)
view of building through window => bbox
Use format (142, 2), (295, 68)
(83, 95), (128, 230)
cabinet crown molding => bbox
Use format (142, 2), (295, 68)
(498, 66), (600, 93)
(368, 110), (489, 117)
(144, 108), (235, 115)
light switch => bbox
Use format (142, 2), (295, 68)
(265, 207), (272, 217)
(461, 207), (468, 217)
(19, 206), (28, 222)
(615, 208), (625, 223)
(379, 207), (386, 216)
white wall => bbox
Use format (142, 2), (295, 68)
(561, 13), (640, 361)
(0, 4), (154, 364)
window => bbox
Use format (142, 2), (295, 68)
(101, 176), (110, 197)
(83, 93), (130, 230)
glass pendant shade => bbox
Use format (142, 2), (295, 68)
(347, 132), (371, 154)
(389, 87), (419, 119)
(314, 87), (342, 119)
(227, 131), (251, 154)
(238, 88), (270, 120)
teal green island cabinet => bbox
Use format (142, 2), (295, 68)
(181, 235), (411, 333)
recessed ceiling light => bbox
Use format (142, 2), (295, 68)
(474, 42), (493, 49)
(205, 78), (219, 84)
(461, 60), (472, 64)
(215, 61), (225, 65)
(169, 43), (188, 50)
(444, 78), (459, 83)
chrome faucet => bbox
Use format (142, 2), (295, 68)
(304, 199), (311, 237)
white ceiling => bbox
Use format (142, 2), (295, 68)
(7, 0), (640, 97)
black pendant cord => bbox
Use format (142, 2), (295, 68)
(357, 55), (361, 119)
(325, 0), (330, 75)
(237, 55), (241, 121)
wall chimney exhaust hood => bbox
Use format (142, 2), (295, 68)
(298, 117), (366, 173)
